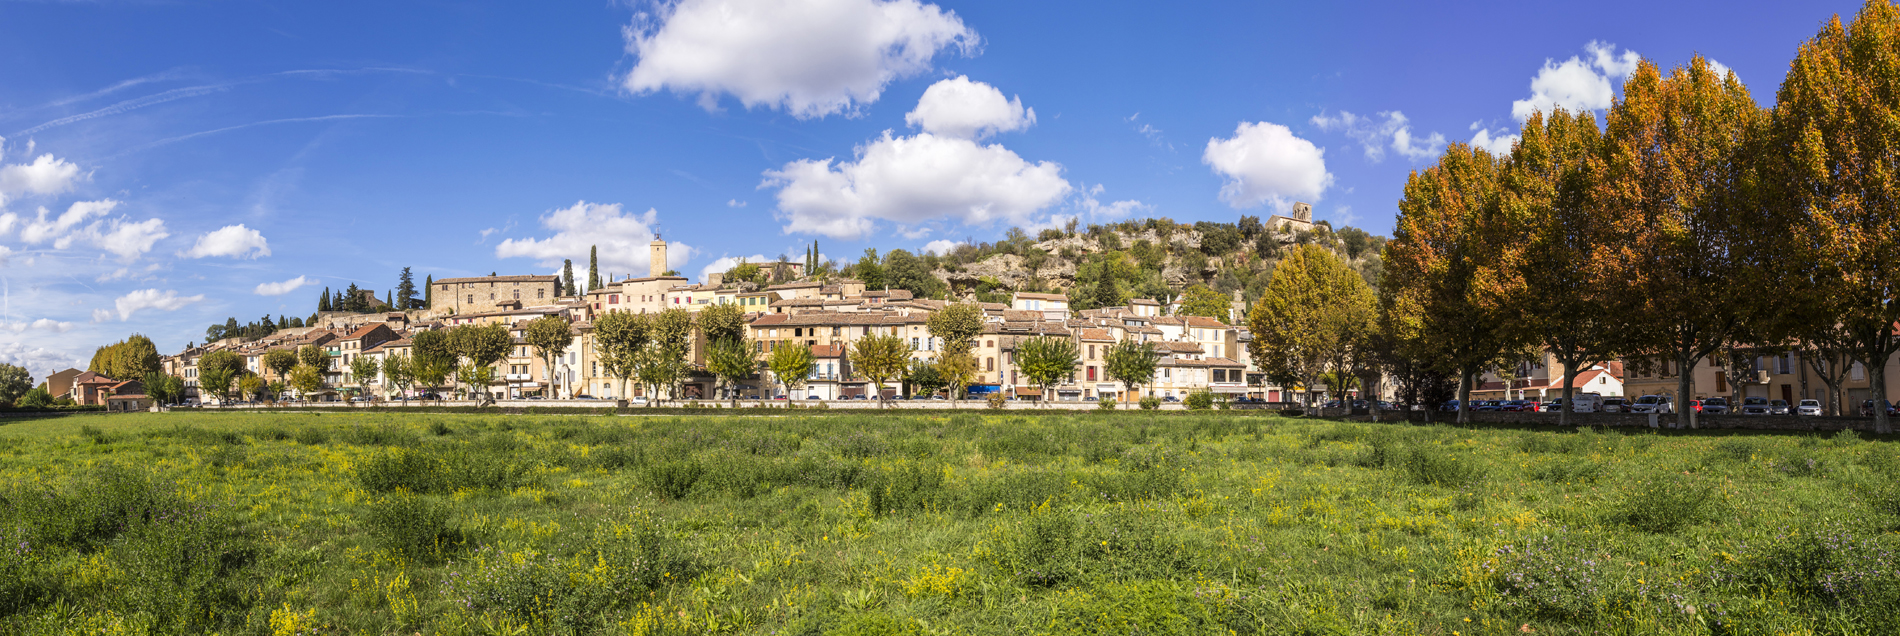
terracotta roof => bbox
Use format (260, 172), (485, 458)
(1013, 292), (1066, 301)
(75, 371), (116, 384)
(344, 324), (384, 340)
(1000, 310), (1042, 322)
(1181, 316), (1229, 328)
(811, 344), (847, 357)
(1131, 298), (1161, 306)
(749, 314), (790, 326)
(1150, 316), (1185, 326)
(1076, 328), (1115, 342)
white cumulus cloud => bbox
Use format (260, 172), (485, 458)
(1512, 41), (1641, 121)
(5, 318), (74, 333)
(182, 224), (270, 259)
(496, 201), (695, 277)
(19, 200), (115, 244)
(254, 275), (315, 296)
(905, 76), (1034, 139)
(91, 309), (113, 323)
(1203, 122), (1333, 211)
(1077, 184), (1146, 220)
(0, 341), (86, 380)
(87, 217), (169, 261)
(764, 131), (1072, 239)
(622, 0), (977, 118)
(15, 199), (168, 260)
(113, 288), (204, 321)
(1310, 111), (1445, 163)
(922, 239), (962, 256)
(1469, 122), (1520, 156)
(0, 154), (83, 205)
(699, 254), (770, 284)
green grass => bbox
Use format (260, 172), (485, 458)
(0, 411), (1897, 635)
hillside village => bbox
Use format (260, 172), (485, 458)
(33, 203), (1662, 411)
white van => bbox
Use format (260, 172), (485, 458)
(1629, 395), (1673, 414)
(1568, 393), (1603, 413)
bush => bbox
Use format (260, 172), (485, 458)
(362, 494), (464, 560)
(1140, 396), (1161, 410)
(1610, 478), (1719, 533)
(644, 459), (704, 500)
(996, 508), (1191, 588)
(441, 514), (698, 631)
(1490, 535), (1607, 621)
(78, 425), (111, 445)
(1399, 446), (1485, 487)
(1724, 523), (1900, 614)
(1185, 391), (1214, 410)
(1097, 397), (1117, 411)
(986, 393), (1007, 410)
(866, 464), (945, 517)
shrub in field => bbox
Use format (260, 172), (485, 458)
(427, 421), (453, 436)
(442, 514), (697, 630)
(1400, 446), (1485, 487)
(996, 507), (1191, 587)
(866, 464), (945, 517)
(340, 425), (418, 447)
(1, 466), (175, 551)
(109, 499), (258, 632)
(362, 494), (464, 560)
(1528, 458), (1605, 484)
(356, 447), (528, 494)
(830, 431), (889, 459)
(1139, 396), (1161, 410)
(1489, 535), (1607, 621)
(78, 425), (110, 445)
(643, 459), (704, 500)
(1098, 397), (1118, 410)
(1712, 438), (1757, 462)
(293, 428), (328, 445)
(957, 470), (1067, 514)
(1185, 391), (1214, 410)
(1722, 524), (1900, 622)
(1610, 478), (1720, 533)
(987, 393), (1007, 409)
(1772, 454), (1829, 478)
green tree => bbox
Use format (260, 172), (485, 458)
(926, 302), (985, 356)
(1775, 1), (1900, 432)
(725, 260), (767, 288)
(883, 249), (943, 298)
(425, 275), (434, 308)
(849, 332), (911, 404)
(1248, 244), (1375, 407)
(297, 344), (327, 371)
(89, 334), (161, 382)
(398, 267), (419, 310)
(239, 374), (265, 402)
(769, 342), (814, 399)
(455, 363), (496, 402)
(523, 315), (574, 398)
(197, 350), (244, 405)
(381, 354), (415, 402)
(1015, 335), (1079, 407)
(698, 302), (748, 346)
(589, 245), (602, 290)
(707, 337), (761, 406)
(290, 365), (323, 400)
(140, 371), (174, 405)
(906, 358), (947, 398)
(263, 348), (299, 382)
(592, 312), (651, 402)
(319, 287), (332, 312)
(563, 259), (578, 296)
(936, 352), (978, 405)
(637, 308), (695, 404)
(1597, 57), (1766, 429)
(1067, 252), (1139, 310)
(1384, 143), (1510, 423)
(0, 363), (30, 407)
(17, 387), (53, 409)
(448, 323), (513, 400)
(349, 355), (379, 396)
(1103, 340), (1160, 403)
(1174, 285), (1231, 324)
(412, 355), (451, 399)
(853, 248), (885, 289)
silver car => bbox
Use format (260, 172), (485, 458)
(1630, 395), (1673, 414)
(1601, 398), (1628, 413)
(1797, 399), (1823, 416)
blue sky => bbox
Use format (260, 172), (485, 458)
(0, 0), (1860, 377)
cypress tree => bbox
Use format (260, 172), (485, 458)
(397, 267), (418, 309)
(588, 245), (601, 290)
(563, 259), (578, 295)
(425, 275), (434, 308)
(319, 287), (331, 312)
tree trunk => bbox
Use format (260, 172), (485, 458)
(1456, 369), (1474, 425)
(1560, 363), (1578, 428)
(1676, 350), (1695, 429)
(1873, 327), (1895, 434)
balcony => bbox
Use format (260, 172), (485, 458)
(504, 373), (534, 381)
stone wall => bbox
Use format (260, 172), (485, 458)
(1396, 409), (1880, 432)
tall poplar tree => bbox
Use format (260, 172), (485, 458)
(424, 275), (433, 308)
(563, 259), (578, 296)
(1597, 57), (1767, 429)
(588, 246), (602, 290)
(1776, 0), (1900, 432)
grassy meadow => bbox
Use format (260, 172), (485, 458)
(1, 410), (1898, 635)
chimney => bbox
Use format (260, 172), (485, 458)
(649, 234), (667, 278)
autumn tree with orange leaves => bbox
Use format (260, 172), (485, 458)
(1775, 0), (1900, 433)
(1594, 56), (1770, 429)
(1384, 143), (1515, 424)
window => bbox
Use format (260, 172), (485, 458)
(1087, 366), (1097, 381)
(911, 337), (919, 350)
(513, 290), (520, 300)
(467, 295), (474, 303)
(1088, 345), (1095, 359)
(489, 293), (496, 300)
(986, 357), (994, 371)
(986, 340), (994, 348)
(538, 289), (545, 299)
(609, 294), (619, 304)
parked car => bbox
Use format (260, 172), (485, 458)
(1702, 397), (1730, 414)
(1162, 396), (1181, 403)
(1739, 396), (1770, 415)
(1474, 400), (1505, 411)
(1439, 400), (1462, 412)
(1768, 399), (1791, 415)
(1499, 400), (1533, 412)
(1601, 398), (1628, 413)
(808, 395), (822, 400)
(572, 394), (595, 400)
(1860, 400), (1896, 416)
(1797, 399), (1824, 416)
(1630, 395), (1673, 414)
(630, 396), (649, 405)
